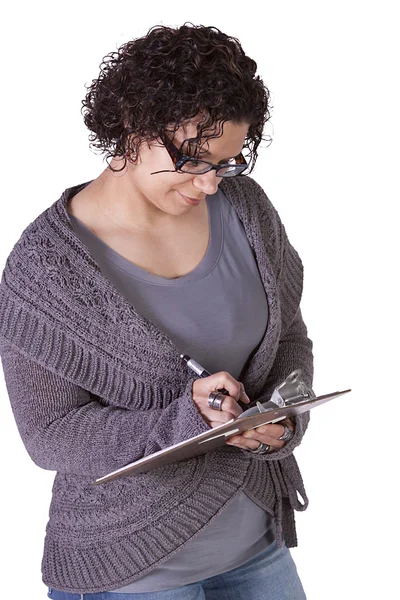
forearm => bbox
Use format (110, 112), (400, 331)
(0, 341), (211, 477)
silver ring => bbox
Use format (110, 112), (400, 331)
(250, 442), (271, 455)
(208, 391), (220, 408)
(208, 391), (226, 411)
(278, 424), (294, 443)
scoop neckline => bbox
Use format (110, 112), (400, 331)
(67, 190), (224, 286)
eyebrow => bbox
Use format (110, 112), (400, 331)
(176, 137), (239, 161)
(197, 149), (239, 161)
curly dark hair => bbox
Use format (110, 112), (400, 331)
(81, 23), (273, 173)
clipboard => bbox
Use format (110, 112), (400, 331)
(93, 388), (351, 485)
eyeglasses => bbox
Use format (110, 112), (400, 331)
(150, 131), (248, 177)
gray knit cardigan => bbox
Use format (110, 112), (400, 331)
(0, 175), (313, 594)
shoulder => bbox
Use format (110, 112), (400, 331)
(219, 175), (282, 239)
(1, 204), (54, 282)
(220, 175), (304, 310)
(219, 175), (286, 268)
(0, 184), (95, 338)
(1, 182), (92, 279)
(219, 174), (275, 214)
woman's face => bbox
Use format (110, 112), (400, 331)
(116, 120), (249, 216)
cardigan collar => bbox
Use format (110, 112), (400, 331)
(0, 176), (297, 407)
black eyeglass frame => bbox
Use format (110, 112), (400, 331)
(150, 131), (248, 177)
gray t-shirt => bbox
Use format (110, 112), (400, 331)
(68, 186), (275, 593)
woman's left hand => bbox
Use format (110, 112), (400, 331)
(226, 418), (295, 452)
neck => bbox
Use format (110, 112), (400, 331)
(88, 161), (187, 233)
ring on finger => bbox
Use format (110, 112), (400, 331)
(250, 442), (271, 455)
(278, 424), (294, 442)
(208, 391), (226, 411)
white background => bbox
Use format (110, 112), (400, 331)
(0, 1), (398, 599)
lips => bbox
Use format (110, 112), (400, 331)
(181, 193), (205, 201)
(177, 192), (205, 205)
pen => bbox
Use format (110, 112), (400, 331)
(180, 354), (211, 378)
(180, 354), (229, 395)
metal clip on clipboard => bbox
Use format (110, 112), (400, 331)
(237, 369), (316, 421)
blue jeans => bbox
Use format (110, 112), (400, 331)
(47, 539), (306, 600)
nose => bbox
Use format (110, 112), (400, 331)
(192, 170), (220, 196)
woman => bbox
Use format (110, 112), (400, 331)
(0, 24), (313, 599)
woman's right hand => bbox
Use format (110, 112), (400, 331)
(192, 372), (251, 428)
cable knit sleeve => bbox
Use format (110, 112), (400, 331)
(248, 306), (313, 462)
(247, 213), (314, 461)
(0, 339), (211, 478)
(224, 177), (314, 462)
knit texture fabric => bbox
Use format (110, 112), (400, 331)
(0, 175), (313, 594)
